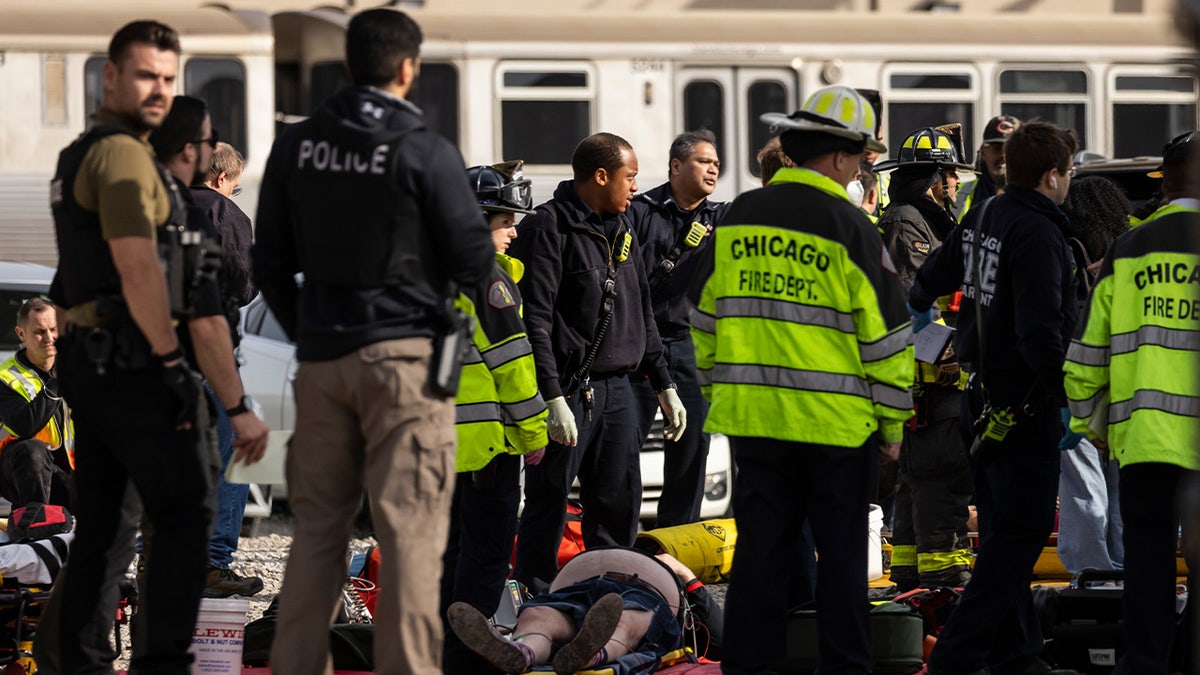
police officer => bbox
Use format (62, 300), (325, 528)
(1065, 130), (1199, 675)
(626, 129), (726, 528)
(510, 132), (685, 589)
(441, 162), (549, 675)
(875, 125), (975, 591)
(954, 114), (1021, 219)
(692, 86), (912, 674)
(44, 21), (268, 675)
(910, 121), (1082, 675)
(252, 9), (494, 675)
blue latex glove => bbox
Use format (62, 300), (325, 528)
(907, 302), (934, 333)
(1058, 407), (1085, 451)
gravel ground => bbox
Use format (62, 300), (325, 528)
(114, 515), (375, 671)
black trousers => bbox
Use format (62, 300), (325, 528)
(50, 336), (213, 675)
(927, 381), (1059, 675)
(1114, 462), (1198, 675)
(440, 453), (522, 675)
(0, 438), (71, 508)
(891, 390), (973, 588)
(515, 374), (641, 587)
(633, 334), (711, 528)
(721, 437), (874, 675)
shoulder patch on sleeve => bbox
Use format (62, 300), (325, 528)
(911, 240), (931, 254)
(488, 280), (516, 309)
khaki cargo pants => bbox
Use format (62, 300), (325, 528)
(270, 338), (456, 675)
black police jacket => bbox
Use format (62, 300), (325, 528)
(626, 182), (727, 340)
(253, 86), (493, 361)
(509, 180), (671, 400)
(910, 187), (1085, 405)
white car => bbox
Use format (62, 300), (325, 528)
(237, 296), (734, 525)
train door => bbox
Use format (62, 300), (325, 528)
(676, 67), (797, 202)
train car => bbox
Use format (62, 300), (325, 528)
(1, 0), (1195, 265)
(0, 3), (276, 264)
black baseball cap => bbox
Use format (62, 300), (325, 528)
(981, 115), (1021, 145)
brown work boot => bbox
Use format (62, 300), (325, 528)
(552, 592), (623, 675)
(447, 601), (532, 674)
(202, 566), (264, 598)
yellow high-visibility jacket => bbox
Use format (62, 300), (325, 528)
(455, 253), (548, 472)
(0, 351), (74, 467)
(1065, 203), (1200, 470)
(689, 167), (914, 446)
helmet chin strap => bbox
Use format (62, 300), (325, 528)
(938, 167), (955, 217)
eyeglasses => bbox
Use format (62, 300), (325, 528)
(191, 129), (220, 150)
(1068, 167), (1077, 178)
(231, 186), (243, 197)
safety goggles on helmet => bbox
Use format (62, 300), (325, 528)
(760, 85), (888, 154)
(466, 165), (536, 215)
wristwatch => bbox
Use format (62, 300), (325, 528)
(225, 395), (254, 418)
(660, 382), (678, 393)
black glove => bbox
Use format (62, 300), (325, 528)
(161, 362), (198, 428)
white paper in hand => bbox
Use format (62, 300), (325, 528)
(914, 322), (955, 364)
(225, 431), (289, 485)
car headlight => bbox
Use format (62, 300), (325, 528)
(703, 470), (728, 501)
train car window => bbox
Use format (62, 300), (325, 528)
(310, 62), (350, 113)
(747, 81), (787, 178)
(186, 58), (247, 158)
(43, 54), (68, 126)
(889, 74), (970, 90)
(998, 68), (1089, 150)
(496, 62), (595, 165)
(884, 66), (978, 158)
(684, 81), (726, 164)
(409, 63), (460, 146)
(1109, 70), (1198, 157)
(83, 56), (105, 123)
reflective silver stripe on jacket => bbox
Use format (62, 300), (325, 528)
(716, 297), (856, 333)
(871, 382), (913, 411)
(859, 326), (913, 363)
(503, 394), (547, 423)
(462, 345), (484, 366)
(714, 363), (869, 397)
(1, 364), (40, 400)
(697, 368), (713, 388)
(455, 401), (505, 424)
(482, 337), (534, 369)
(1066, 340), (1111, 367)
(1108, 390), (1200, 425)
(1068, 388), (1108, 421)
(690, 306), (716, 333)
(1110, 325), (1200, 357)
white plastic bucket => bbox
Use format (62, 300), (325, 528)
(189, 597), (249, 674)
(867, 504), (884, 581)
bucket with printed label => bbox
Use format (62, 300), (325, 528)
(189, 597), (249, 674)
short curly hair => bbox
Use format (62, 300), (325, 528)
(1060, 175), (1131, 261)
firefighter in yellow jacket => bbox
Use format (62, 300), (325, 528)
(689, 85), (913, 675)
(1064, 130), (1200, 675)
(440, 162), (550, 675)
(0, 297), (74, 508)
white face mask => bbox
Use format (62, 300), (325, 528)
(845, 179), (865, 207)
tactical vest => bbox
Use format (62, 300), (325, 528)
(50, 125), (197, 314)
(285, 121), (429, 291)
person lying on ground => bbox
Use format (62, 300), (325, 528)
(448, 547), (722, 674)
